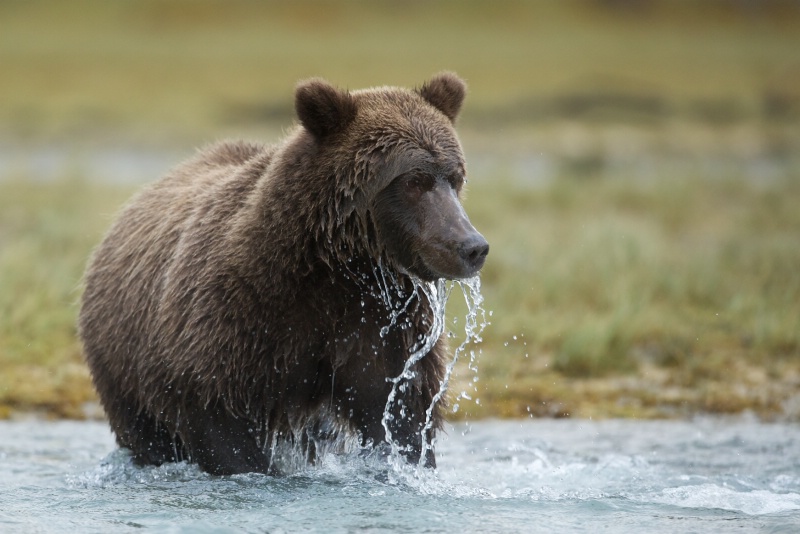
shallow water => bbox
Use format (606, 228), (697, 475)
(1, 418), (799, 533)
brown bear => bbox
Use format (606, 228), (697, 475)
(78, 73), (488, 475)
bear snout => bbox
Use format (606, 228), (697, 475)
(420, 231), (489, 281)
(458, 234), (490, 274)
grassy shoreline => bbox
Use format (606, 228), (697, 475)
(2, 158), (798, 421)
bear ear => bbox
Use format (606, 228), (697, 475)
(416, 72), (467, 122)
(295, 78), (358, 139)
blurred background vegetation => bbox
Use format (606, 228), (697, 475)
(1, 0), (798, 420)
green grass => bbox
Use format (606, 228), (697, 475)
(0, 178), (134, 417)
(448, 169), (800, 420)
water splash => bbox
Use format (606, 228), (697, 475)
(365, 259), (421, 338)
(66, 449), (209, 488)
(379, 273), (489, 470)
(381, 278), (448, 460)
(419, 276), (488, 467)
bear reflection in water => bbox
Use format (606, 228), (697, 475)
(79, 73), (488, 475)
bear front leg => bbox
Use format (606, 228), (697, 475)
(181, 403), (277, 476)
(340, 376), (438, 469)
(383, 335), (449, 468)
(384, 378), (439, 468)
(332, 315), (444, 468)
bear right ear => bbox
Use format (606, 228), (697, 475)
(295, 78), (357, 139)
(417, 72), (467, 123)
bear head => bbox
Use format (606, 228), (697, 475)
(294, 72), (488, 282)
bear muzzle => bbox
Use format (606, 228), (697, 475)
(457, 233), (490, 275)
(418, 225), (489, 281)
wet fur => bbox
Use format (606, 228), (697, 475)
(79, 73), (470, 475)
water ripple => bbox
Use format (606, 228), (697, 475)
(2, 418), (800, 532)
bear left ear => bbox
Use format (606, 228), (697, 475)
(416, 72), (467, 123)
(295, 78), (358, 138)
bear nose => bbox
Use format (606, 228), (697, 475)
(459, 234), (489, 272)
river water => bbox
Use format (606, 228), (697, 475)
(1, 417), (798, 533)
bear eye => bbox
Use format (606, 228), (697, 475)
(449, 174), (465, 191)
(403, 174), (434, 193)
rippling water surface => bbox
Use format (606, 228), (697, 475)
(1, 418), (799, 533)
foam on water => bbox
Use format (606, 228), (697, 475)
(643, 484), (800, 516)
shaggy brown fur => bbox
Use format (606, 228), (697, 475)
(79, 73), (488, 475)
